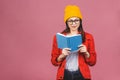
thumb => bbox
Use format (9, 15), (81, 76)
(64, 48), (71, 51)
(78, 44), (84, 48)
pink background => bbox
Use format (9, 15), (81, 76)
(0, 0), (120, 80)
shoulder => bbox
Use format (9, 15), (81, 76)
(52, 32), (65, 40)
(52, 34), (57, 40)
(52, 34), (58, 45)
(85, 32), (93, 36)
(84, 32), (94, 40)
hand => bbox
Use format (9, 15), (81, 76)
(57, 48), (71, 62)
(78, 44), (87, 53)
(78, 44), (90, 58)
(62, 48), (71, 57)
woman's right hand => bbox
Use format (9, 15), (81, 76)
(57, 48), (71, 62)
(62, 48), (71, 57)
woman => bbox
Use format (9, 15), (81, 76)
(51, 5), (96, 80)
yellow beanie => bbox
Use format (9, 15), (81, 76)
(64, 5), (82, 22)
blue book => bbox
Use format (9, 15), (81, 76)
(56, 33), (82, 52)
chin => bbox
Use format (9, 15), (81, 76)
(71, 30), (78, 32)
(71, 28), (78, 31)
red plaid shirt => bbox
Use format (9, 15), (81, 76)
(51, 32), (96, 80)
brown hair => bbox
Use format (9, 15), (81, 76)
(62, 19), (86, 43)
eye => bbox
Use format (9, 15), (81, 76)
(67, 20), (73, 22)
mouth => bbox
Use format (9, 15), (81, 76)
(71, 26), (77, 28)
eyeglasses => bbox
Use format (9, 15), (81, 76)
(67, 19), (80, 25)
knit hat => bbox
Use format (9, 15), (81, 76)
(64, 5), (82, 22)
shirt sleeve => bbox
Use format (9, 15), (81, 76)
(51, 35), (63, 66)
(85, 34), (97, 66)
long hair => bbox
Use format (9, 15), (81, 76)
(62, 19), (86, 43)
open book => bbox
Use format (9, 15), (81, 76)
(56, 33), (82, 52)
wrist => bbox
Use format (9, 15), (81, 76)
(57, 54), (66, 62)
(84, 52), (90, 58)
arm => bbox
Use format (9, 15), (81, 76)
(51, 35), (63, 66)
(51, 35), (71, 66)
(85, 34), (97, 66)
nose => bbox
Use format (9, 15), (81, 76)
(72, 22), (76, 25)
(71, 22), (76, 26)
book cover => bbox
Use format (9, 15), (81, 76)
(56, 33), (82, 52)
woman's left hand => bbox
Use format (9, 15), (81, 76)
(78, 44), (90, 58)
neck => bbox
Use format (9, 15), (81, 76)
(70, 30), (78, 35)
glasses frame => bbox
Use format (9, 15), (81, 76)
(67, 19), (80, 25)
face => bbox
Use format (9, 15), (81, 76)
(67, 17), (80, 32)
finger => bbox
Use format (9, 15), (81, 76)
(80, 48), (87, 53)
(68, 51), (71, 53)
(78, 44), (84, 48)
(64, 51), (70, 56)
(64, 48), (71, 51)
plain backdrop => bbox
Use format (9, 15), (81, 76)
(0, 0), (120, 80)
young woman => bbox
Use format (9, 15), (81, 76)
(51, 5), (97, 80)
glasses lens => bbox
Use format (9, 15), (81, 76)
(67, 19), (80, 25)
